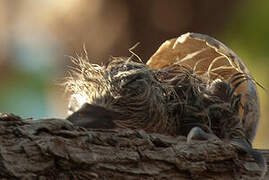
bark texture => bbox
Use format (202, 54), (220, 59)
(0, 113), (267, 180)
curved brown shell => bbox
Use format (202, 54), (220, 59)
(147, 32), (260, 143)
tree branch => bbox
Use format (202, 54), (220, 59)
(0, 113), (267, 179)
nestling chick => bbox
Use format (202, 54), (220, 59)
(66, 32), (267, 177)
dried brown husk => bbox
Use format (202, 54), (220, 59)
(147, 32), (260, 143)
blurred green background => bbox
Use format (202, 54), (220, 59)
(0, 0), (268, 148)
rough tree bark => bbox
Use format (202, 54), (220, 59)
(0, 113), (267, 180)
